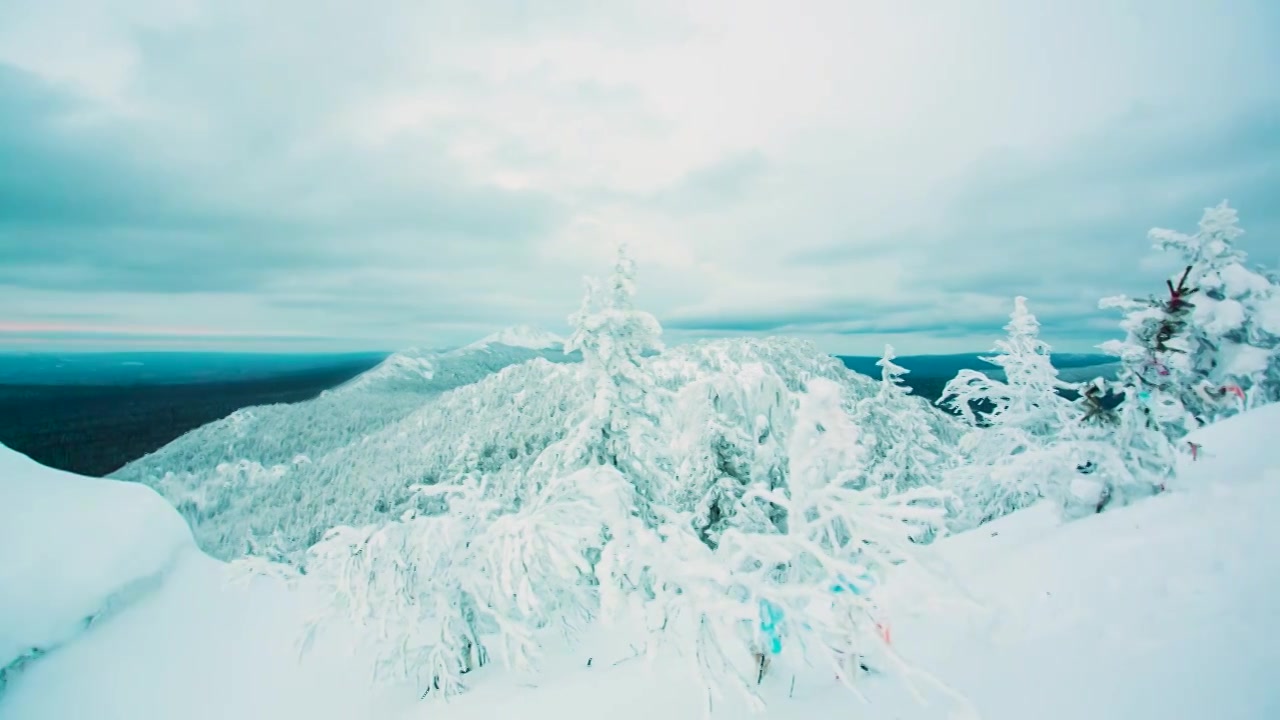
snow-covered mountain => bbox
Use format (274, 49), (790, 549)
(4, 404), (1278, 719)
(111, 334), (582, 559)
(113, 333), (899, 563)
(463, 324), (566, 352)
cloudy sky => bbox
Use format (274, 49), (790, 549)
(2, 0), (1278, 355)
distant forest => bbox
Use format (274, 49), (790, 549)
(0, 357), (383, 477)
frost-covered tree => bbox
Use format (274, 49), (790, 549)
(938, 298), (1161, 529)
(1097, 285), (1201, 440)
(668, 362), (793, 547)
(940, 297), (1077, 435)
(531, 243), (671, 520)
(297, 467), (628, 697)
(597, 378), (949, 712)
(1102, 202), (1279, 436)
(854, 345), (955, 495)
(1149, 201), (1279, 414)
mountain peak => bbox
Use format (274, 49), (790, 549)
(464, 325), (564, 351)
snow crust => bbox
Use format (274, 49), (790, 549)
(4, 404), (1279, 718)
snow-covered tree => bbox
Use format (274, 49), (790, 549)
(938, 298), (1163, 529)
(598, 378), (949, 712)
(297, 467), (627, 697)
(531, 242), (671, 521)
(1097, 286), (1201, 440)
(1148, 201), (1279, 415)
(668, 362), (793, 547)
(854, 345), (956, 495)
(1102, 202), (1279, 437)
(940, 297), (1077, 435)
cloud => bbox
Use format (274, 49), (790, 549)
(0, 61), (563, 297)
(777, 102), (1280, 349)
(2, 0), (1278, 353)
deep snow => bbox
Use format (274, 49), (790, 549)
(0, 445), (191, 676)
(3, 405), (1279, 719)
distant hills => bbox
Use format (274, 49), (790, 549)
(0, 347), (1117, 394)
(0, 342), (1122, 477)
(837, 353), (1119, 403)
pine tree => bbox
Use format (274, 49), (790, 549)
(854, 345), (954, 495)
(669, 362), (793, 547)
(619, 378), (949, 712)
(532, 242), (671, 520)
(1102, 202), (1280, 439)
(1098, 281), (1201, 440)
(940, 297), (1076, 435)
(1148, 201), (1280, 416)
(939, 298), (1144, 528)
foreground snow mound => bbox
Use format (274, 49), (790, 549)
(0, 444), (192, 682)
(0, 553), (398, 720)
(1177, 400), (1280, 488)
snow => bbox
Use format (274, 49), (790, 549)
(1221, 342), (1272, 377)
(1195, 296), (1246, 335)
(0, 443), (192, 676)
(5, 403), (1280, 718)
(464, 324), (565, 352)
(1258, 294), (1280, 336)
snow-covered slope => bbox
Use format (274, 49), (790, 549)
(113, 336), (880, 563)
(111, 339), (581, 561)
(0, 443), (193, 687)
(5, 404), (1278, 719)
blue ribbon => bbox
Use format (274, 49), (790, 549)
(758, 570), (876, 655)
(758, 598), (784, 654)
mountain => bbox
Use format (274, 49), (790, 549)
(839, 353), (1119, 403)
(110, 338), (583, 558)
(111, 334), (899, 563)
(838, 352), (1115, 380)
(463, 325), (566, 352)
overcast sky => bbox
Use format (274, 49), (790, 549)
(2, 0), (1278, 355)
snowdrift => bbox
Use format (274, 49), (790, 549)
(0, 443), (192, 685)
(4, 404), (1278, 719)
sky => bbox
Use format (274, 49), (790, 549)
(2, 0), (1279, 355)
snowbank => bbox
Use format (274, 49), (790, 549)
(1177, 400), (1280, 488)
(0, 444), (192, 678)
